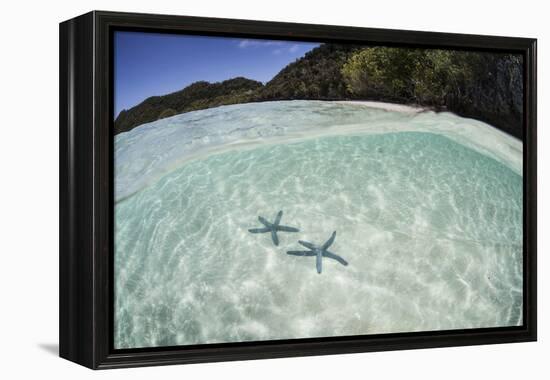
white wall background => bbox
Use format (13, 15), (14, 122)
(0, 0), (546, 378)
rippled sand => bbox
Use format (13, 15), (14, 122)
(114, 101), (523, 349)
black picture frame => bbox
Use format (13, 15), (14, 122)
(59, 10), (537, 370)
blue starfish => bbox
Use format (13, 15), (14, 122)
(248, 210), (299, 246)
(287, 231), (348, 274)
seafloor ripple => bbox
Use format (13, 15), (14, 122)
(114, 131), (523, 349)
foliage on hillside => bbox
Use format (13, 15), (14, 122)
(255, 43), (359, 100)
(341, 47), (523, 137)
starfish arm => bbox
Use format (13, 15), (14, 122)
(298, 240), (316, 250)
(248, 227), (270, 233)
(274, 210), (283, 225)
(324, 250), (348, 266)
(316, 251), (323, 274)
(286, 250), (316, 256)
(276, 225), (299, 232)
(322, 231), (337, 250)
(258, 216), (272, 227)
(271, 230), (279, 246)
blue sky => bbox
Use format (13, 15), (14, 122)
(114, 31), (320, 116)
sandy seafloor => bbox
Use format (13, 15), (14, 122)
(114, 100), (523, 349)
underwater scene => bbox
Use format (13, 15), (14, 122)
(113, 33), (523, 349)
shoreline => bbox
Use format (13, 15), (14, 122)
(115, 99), (429, 133)
(334, 100), (427, 114)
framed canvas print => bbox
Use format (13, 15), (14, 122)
(59, 11), (537, 369)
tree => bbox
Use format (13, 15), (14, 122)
(341, 47), (420, 101)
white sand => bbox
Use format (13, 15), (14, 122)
(334, 100), (426, 113)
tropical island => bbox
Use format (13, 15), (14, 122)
(115, 44), (523, 139)
(114, 35), (524, 349)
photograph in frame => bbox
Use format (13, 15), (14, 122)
(112, 31), (524, 349)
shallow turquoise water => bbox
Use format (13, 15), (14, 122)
(114, 106), (523, 349)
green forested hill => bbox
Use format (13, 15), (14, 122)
(256, 43), (359, 100)
(114, 77), (263, 134)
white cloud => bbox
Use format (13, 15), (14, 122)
(289, 44), (300, 53)
(237, 39), (312, 56)
(238, 39), (285, 48)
